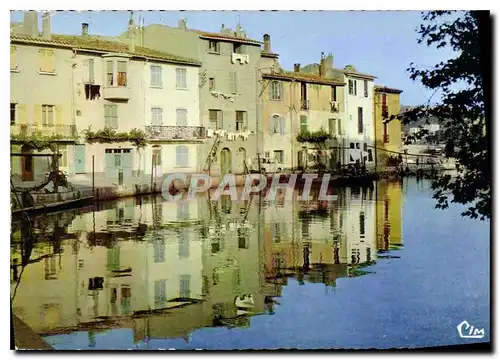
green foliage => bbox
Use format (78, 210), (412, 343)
(84, 127), (148, 148)
(405, 11), (490, 220)
(296, 127), (331, 143)
(10, 133), (64, 151)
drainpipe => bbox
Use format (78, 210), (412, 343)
(255, 66), (262, 166)
(71, 60), (77, 176)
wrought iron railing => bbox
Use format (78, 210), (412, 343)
(145, 125), (207, 141)
(10, 124), (77, 139)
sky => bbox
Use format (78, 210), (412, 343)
(10, 10), (458, 106)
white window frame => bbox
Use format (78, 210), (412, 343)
(270, 81), (282, 100)
(104, 104), (118, 129)
(176, 68), (187, 89)
(176, 145), (189, 167)
(151, 107), (163, 126)
(41, 104), (55, 127)
(150, 65), (163, 87)
(348, 79), (357, 96)
(176, 108), (188, 126)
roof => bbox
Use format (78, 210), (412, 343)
(263, 71), (345, 86)
(261, 51), (279, 58)
(196, 30), (262, 46)
(10, 33), (201, 66)
(375, 85), (403, 94)
(343, 69), (377, 80)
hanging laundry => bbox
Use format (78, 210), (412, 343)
(207, 128), (214, 138)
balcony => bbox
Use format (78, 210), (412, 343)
(10, 123), (77, 140)
(231, 53), (250, 65)
(301, 99), (310, 111)
(145, 126), (207, 141)
(103, 86), (131, 101)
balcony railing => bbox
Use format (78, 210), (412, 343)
(10, 123), (77, 139)
(145, 125), (207, 141)
(301, 99), (310, 110)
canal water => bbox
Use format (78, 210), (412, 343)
(10, 177), (490, 350)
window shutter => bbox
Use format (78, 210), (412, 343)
(34, 104), (41, 127)
(82, 59), (90, 83)
(268, 117), (274, 135)
(279, 117), (285, 135)
(268, 81), (273, 99)
(18, 104), (27, 125)
(89, 59), (94, 83)
(279, 82), (283, 99)
(55, 105), (62, 126)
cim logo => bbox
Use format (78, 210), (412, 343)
(457, 320), (485, 339)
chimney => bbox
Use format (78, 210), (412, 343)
(294, 63), (300, 73)
(128, 13), (136, 52)
(221, 24), (225, 32)
(178, 18), (187, 30)
(23, 11), (39, 37)
(319, 52), (325, 76)
(81, 23), (89, 36)
(263, 34), (271, 53)
(41, 12), (51, 39)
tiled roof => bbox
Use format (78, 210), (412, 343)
(196, 31), (262, 45)
(10, 33), (201, 66)
(263, 71), (345, 86)
(375, 85), (403, 94)
(342, 69), (377, 80)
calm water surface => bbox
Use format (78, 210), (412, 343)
(10, 178), (490, 350)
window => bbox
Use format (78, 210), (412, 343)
(209, 77), (215, 91)
(176, 145), (189, 167)
(10, 45), (17, 71)
(356, 143), (360, 149)
(229, 72), (237, 94)
(117, 61), (127, 86)
(265, 151), (270, 158)
(338, 119), (342, 135)
(348, 79), (357, 95)
(363, 143), (368, 151)
(150, 65), (162, 87)
(350, 143), (355, 149)
(176, 108), (188, 126)
(83, 58), (95, 83)
(209, 40), (220, 54)
(154, 241), (165, 263)
(329, 118), (336, 136)
(151, 107), (163, 125)
(233, 43), (244, 54)
(235, 111), (246, 131)
(359, 212), (365, 236)
(270, 81), (283, 100)
(331, 86), (337, 101)
(274, 150), (284, 164)
(39, 49), (54, 73)
(358, 107), (363, 134)
(42, 105), (54, 127)
(364, 80), (368, 97)
(153, 147), (162, 166)
(154, 279), (167, 307)
(176, 68), (187, 89)
(300, 83), (308, 109)
(270, 115), (285, 135)
(300, 115), (308, 133)
(104, 104), (118, 129)
(10, 103), (16, 125)
(114, 154), (121, 167)
(177, 202), (190, 220)
(209, 109), (222, 129)
(178, 230), (189, 258)
(382, 93), (388, 117)
(179, 274), (191, 298)
(383, 122), (389, 143)
(106, 61), (114, 86)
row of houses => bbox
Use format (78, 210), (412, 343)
(10, 11), (403, 184)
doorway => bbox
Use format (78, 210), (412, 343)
(21, 144), (34, 181)
(220, 148), (232, 175)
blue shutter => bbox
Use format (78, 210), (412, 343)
(122, 151), (133, 179)
(105, 152), (117, 179)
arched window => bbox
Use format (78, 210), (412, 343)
(176, 146), (189, 167)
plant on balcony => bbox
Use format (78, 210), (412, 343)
(10, 133), (64, 151)
(296, 127), (332, 144)
(84, 127), (148, 148)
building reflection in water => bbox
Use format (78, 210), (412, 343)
(10, 181), (404, 346)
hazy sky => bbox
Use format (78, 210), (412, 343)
(10, 10), (457, 105)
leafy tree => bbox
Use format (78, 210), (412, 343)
(405, 11), (490, 220)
